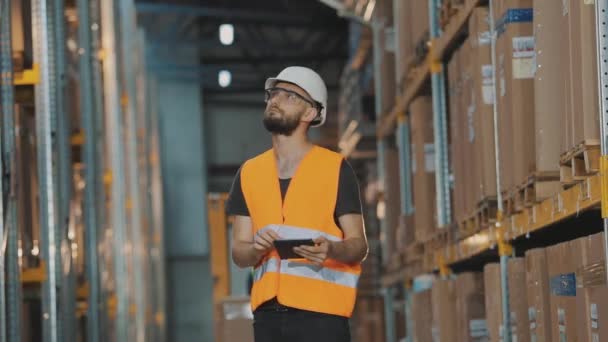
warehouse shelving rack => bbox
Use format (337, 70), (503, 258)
(372, 0), (608, 341)
(0, 1), (167, 341)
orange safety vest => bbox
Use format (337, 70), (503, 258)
(240, 145), (361, 317)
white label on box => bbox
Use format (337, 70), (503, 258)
(478, 31), (491, 46)
(499, 325), (505, 342)
(513, 37), (535, 58)
(558, 308), (567, 342)
(563, 0), (569, 16)
(513, 58), (535, 79)
(432, 326), (439, 342)
(593, 333), (600, 342)
(481, 65), (495, 105)
(531, 334), (537, 342)
(424, 143), (435, 172)
(512, 37), (536, 79)
(591, 302), (599, 329)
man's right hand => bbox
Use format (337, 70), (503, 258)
(253, 229), (280, 256)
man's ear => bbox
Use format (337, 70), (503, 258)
(301, 107), (318, 123)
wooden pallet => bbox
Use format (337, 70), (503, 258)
(560, 140), (601, 188)
(515, 171), (561, 208)
(459, 197), (498, 239)
(501, 190), (521, 217)
(404, 242), (425, 264)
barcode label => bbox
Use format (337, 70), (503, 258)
(512, 37), (535, 58)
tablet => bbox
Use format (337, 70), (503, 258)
(273, 239), (315, 259)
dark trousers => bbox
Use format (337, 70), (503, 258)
(253, 308), (351, 342)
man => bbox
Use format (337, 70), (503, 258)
(226, 66), (368, 342)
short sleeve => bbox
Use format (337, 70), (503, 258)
(335, 159), (363, 218)
(225, 167), (250, 217)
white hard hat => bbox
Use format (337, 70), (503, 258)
(265, 66), (328, 127)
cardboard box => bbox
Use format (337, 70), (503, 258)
(412, 289), (433, 342)
(396, 214), (415, 251)
(562, 0), (574, 152)
(410, 0), (429, 62)
(449, 47), (465, 223)
(498, 1), (536, 189)
(384, 146), (401, 258)
(577, 286), (608, 342)
(468, 7), (497, 202)
(460, 39), (479, 218)
(576, 232), (606, 341)
(484, 263), (503, 342)
(508, 258), (531, 342)
(525, 248), (553, 342)
(11, 0), (25, 52)
(352, 296), (385, 342)
(432, 279), (457, 342)
(218, 297), (254, 342)
(548, 240), (581, 341)
(570, 0), (600, 147)
(410, 96), (437, 242)
(394, 0), (412, 92)
(533, 0), (564, 176)
(456, 272), (489, 342)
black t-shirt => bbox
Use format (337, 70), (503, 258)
(225, 159), (362, 228)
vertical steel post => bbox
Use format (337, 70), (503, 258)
(100, 0), (129, 340)
(488, 0), (511, 340)
(383, 287), (396, 342)
(428, 0), (451, 227)
(78, 0), (101, 340)
(0, 1), (13, 340)
(596, 0), (608, 287)
(372, 17), (389, 265)
(33, 0), (60, 339)
(119, 1), (146, 340)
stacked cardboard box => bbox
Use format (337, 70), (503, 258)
(562, 1), (599, 154)
(352, 296), (386, 342)
(431, 279), (457, 341)
(484, 259), (529, 342)
(494, 0), (536, 193)
(455, 272), (489, 342)
(576, 232), (607, 341)
(449, 45), (466, 223)
(394, 0), (430, 93)
(410, 96), (437, 242)
(484, 263), (503, 341)
(412, 289), (433, 342)
(450, 7), (498, 225)
(547, 240), (581, 341)
(468, 7), (497, 204)
(394, 0), (412, 94)
(532, 0), (563, 197)
(525, 248), (553, 341)
(508, 258), (531, 342)
(384, 146), (401, 260)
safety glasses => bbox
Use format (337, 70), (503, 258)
(264, 87), (319, 109)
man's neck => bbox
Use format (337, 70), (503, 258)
(271, 133), (312, 161)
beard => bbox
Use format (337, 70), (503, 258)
(263, 106), (302, 136)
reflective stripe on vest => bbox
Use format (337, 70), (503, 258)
(253, 257), (279, 282)
(254, 257), (359, 289)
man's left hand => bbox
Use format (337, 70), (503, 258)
(293, 237), (332, 266)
